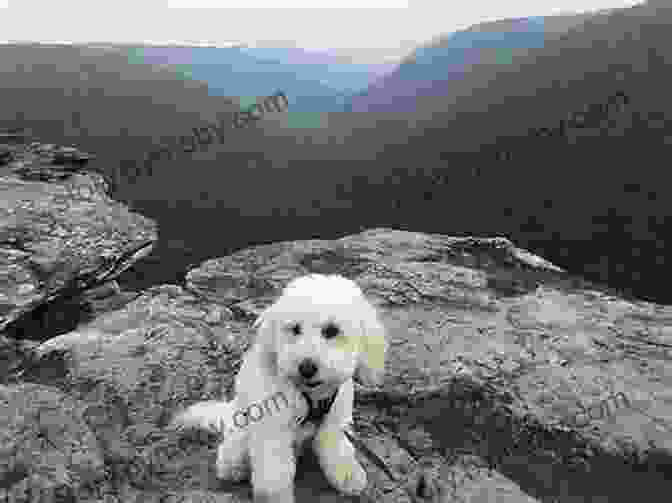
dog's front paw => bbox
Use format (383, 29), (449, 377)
(216, 443), (250, 482)
(216, 456), (249, 482)
(332, 460), (368, 496)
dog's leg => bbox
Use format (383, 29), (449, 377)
(249, 431), (297, 503)
(313, 425), (367, 496)
(216, 429), (250, 482)
(312, 380), (367, 495)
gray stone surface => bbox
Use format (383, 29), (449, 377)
(3, 226), (669, 502)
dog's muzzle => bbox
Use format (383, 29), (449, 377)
(298, 358), (318, 379)
(297, 358), (323, 387)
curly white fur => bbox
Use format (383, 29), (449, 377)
(172, 274), (387, 503)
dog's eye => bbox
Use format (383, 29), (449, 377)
(322, 323), (340, 339)
(288, 323), (302, 336)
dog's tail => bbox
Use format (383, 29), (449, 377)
(171, 400), (235, 435)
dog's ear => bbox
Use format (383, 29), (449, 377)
(355, 299), (388, 387)
(252, 306), (279, 372)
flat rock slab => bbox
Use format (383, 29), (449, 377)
(4, 228), (670, 503)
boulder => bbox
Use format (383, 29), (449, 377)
(0, 141), (156, 381)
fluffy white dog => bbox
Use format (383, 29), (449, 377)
(172, 274), (387, 503)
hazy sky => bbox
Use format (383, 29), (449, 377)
(1, 0), (645, 62)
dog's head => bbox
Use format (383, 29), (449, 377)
(252, 274), (387, 394)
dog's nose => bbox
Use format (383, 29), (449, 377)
(298, 359), (318, 379)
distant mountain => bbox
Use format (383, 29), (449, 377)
(346, 12), (598, 112)
(238, 46), (397, 82)
(246, 40), (418, 65)
(93, 44), (397, 114)
(326, 2), (672, 303)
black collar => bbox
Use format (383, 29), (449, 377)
(299, 388), (339, 426)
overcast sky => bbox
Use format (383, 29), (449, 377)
(1, 0), (645, 62)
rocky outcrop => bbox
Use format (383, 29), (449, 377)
(3, 226), (670, 503)
(0, 139), (157, 382)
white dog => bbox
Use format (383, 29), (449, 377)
(172, 274), (387, 503)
